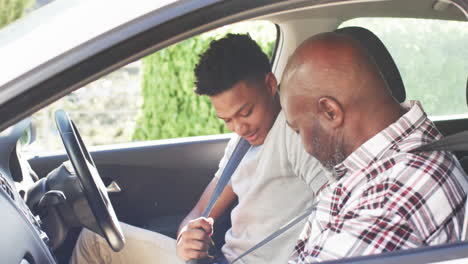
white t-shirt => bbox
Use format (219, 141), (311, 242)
(214, 111), (329, 264)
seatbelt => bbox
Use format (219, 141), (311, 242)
(231, 203), (317, 264)
(410, 130), (468, 152)
(187, 137), (251, 264)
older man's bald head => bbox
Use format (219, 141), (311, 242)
(281, 32), (390, 108)
(280, 32), (403, 169)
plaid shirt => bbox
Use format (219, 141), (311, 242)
(289, 101), (468, 263)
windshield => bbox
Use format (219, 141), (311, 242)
(0, 0), (178, 88)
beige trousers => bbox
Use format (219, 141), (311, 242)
(70, 222), (185, 264)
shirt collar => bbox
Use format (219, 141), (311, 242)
(332, 100), (427, 179)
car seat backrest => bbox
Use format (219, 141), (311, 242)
(335, 26), (406, 103)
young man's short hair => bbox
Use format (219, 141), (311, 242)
(194, 33), (271, 96)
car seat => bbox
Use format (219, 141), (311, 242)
(335, 26), (406, 103)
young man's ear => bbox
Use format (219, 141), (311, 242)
(317, 96), (344, 128)
(265, 72), (278, 96)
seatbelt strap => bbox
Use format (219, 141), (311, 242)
(202, 137), (251, 217)
(187, 137), (251, 264)
(231, 203), (317, 264)
(410, 130), (468, 152)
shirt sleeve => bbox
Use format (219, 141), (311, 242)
(282, 111), (330, 193)
(214, 133), (240, 179)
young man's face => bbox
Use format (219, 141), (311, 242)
(210, 73), (280, 146)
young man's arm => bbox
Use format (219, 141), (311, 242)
(176, 176), (236, 261)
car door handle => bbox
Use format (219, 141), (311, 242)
(106, 181), (121, 193)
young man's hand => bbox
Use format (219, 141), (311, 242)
(176, 217), (214, 261)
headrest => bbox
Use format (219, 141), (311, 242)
(335, 26), (406, 103)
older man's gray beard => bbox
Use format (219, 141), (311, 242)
(311, 137), (345, 172)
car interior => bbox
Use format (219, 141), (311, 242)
(0, 0), (466, 263)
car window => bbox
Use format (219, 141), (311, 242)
(27, 20), (278, 154)
(339, 18), (468, 119)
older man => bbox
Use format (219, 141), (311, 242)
(280, 32), (468, 263)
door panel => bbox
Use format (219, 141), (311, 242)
(28, 135), (230, 234)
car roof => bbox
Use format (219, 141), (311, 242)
(0, 0), (178, 89)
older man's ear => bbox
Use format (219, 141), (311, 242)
(317, 96), (344, 129)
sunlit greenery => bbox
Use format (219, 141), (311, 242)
(0, 0), (32, 28)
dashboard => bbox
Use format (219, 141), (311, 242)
(0, 119), (56, 264)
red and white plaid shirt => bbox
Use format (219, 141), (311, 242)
(289, 101), (468, 263)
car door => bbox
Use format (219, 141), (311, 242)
(28, 134), (229, 235)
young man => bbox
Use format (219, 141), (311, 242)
(280, 32), (468, 263)
(71, 34), (328, 264)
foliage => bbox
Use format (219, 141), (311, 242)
(0, 0), (32, 28)
(133, 24), (276, 141)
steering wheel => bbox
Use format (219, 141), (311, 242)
(55, 109), (125, 252)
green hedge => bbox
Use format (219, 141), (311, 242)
(0, 0), (32, 28)
(133, 34), (275, 141)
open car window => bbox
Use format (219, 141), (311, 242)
(26, 20), (278, 154)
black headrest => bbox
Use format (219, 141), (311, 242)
(335, 27), (406, 103)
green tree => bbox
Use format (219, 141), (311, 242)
(0, 0), (33, 28)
